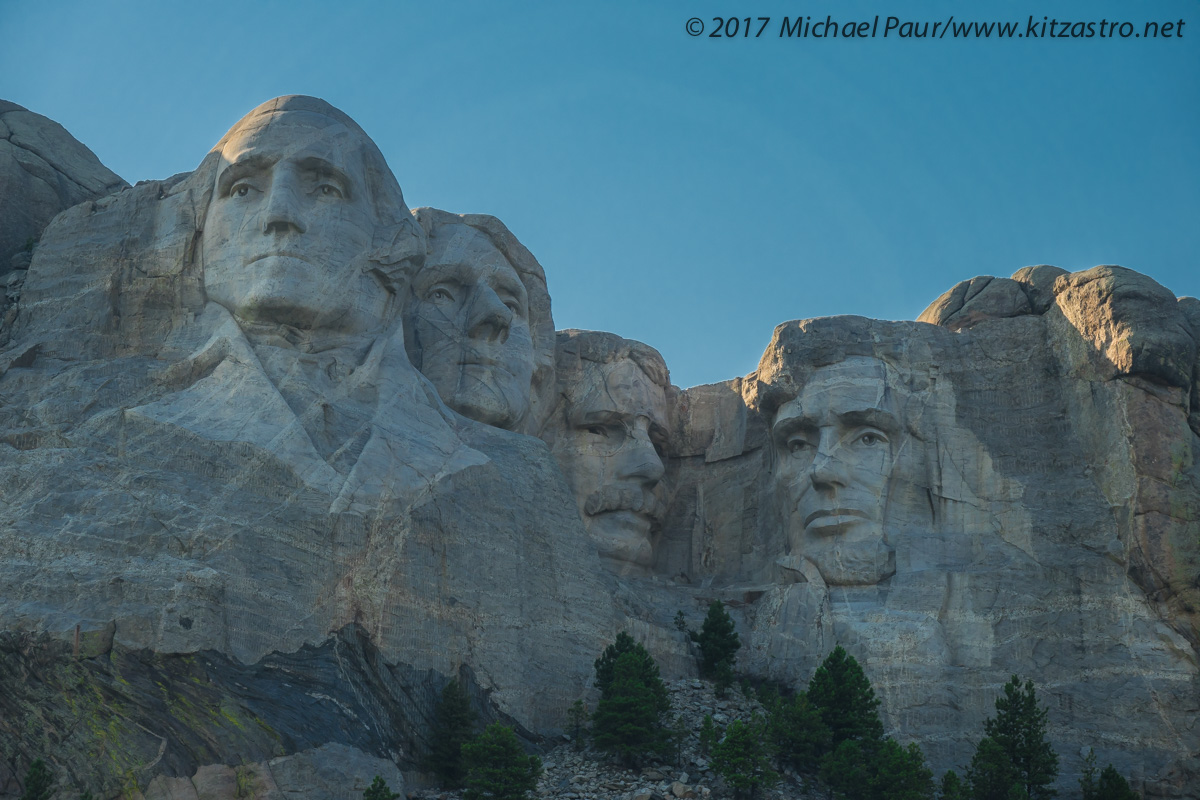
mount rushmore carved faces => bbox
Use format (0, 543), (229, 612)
(200, 96), (418, 339)
(545, 331), (670, 570)
(771, 356), (905, 586)
(405, 209), (555, 431)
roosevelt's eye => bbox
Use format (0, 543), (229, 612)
(585, 425), (612, 438)
(317, 183), (344, 199)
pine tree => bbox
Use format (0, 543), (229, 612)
(591, 651), (671, 768)
(767, 692), (830, 774)
(968, 676), (1058, 800)
(363, 775), (401, 800)
(819, 739), (870, 799)
(567, 699), (589, 751)
(593, 631), (670, 714)
(870, 739), (935, 800)
(941, 769), (970, 800)
(428, 678), (478, 788)
(1080, 751), (1138, 800)
(806, 645), (884, 747)
(461, 723), (543, 800)
(711, 716), (779, 799)
(696, 600), (741, 678)
(699, 714), (718, 756)
(20, 759), (53, 800)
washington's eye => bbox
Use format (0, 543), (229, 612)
(230, 183), (253, 198)
(317, 183), (344, 199)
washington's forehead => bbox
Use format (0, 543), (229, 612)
(218, 115), (358, 162)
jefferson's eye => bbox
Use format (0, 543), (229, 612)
(428, 287), (454, 303)
(317, 184), (343, 199)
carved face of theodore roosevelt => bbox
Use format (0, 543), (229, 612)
(772, 357), (901, 586)
(201, 107), (389, 335)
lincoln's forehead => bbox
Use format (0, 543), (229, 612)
(776, 357), (895, 427)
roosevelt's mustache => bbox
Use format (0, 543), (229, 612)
(584, 485), (666, 525)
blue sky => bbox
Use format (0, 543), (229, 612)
(2, 0), (1196, 388)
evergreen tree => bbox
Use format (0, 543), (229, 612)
(806, 645), (884, 747)
(870, 739), (935, 800)
(1080, 751), (1138, 800)
(711, 716), (779, 799)
(20, 759), (53, 800)
(767, 692), (830, 774)
(593, 631), (670, 714)
(567, 699), (589, 751)
(363, 775), (401, 800)
(428, 678), (478, 788)
(591, 651), (671, 768)
(461, 723), (543, 800)
(696, 600), (741, 678)
(941, 769), (970, 800)
(699, 714), (719, 756)
(967, 676), (1058, 800)
(819, 740), (870, 799)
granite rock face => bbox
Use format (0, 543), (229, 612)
(0, 100), (127, 274)
(1, 98), (1197, 800)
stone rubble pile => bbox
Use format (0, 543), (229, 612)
(410, 679), (821, 800)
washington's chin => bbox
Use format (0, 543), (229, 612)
(587, 515), (654, 568)
(448, 374), (529, 429)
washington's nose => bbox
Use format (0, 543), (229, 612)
(261, 173), (306, 236)
(466, 287), (512, 344)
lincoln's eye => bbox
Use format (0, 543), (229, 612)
(429, 287), (454, 303)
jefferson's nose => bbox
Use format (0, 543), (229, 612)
(262, 172), (306, 235)
(465, 287), (512, 344)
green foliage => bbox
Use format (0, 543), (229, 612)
(21, 759), (53, 800)
(696, 600), (741, 678)
(461, 723), (542, 800)
(711, 716), (779, 799)
(429, 678), (478, 788)
(1080, 750), (1138, 800)
(873, 739), (935, 800)
(967, 676), (1058, 800)
(363, 775), (401, 800)
(941, 769), (970, 800)
(567, 699), (589, 751)
(699, 714), (718, 756)
(766, 692), (830, 774)
(713, 660), (735, 698)
(593, 632), (670, 714)
(673, 610), (689, 633)
(591, 651), (672, 768)
(820, 739), (871, 798)
(806, 645), (884, 747)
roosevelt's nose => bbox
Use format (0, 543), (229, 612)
(261, 171), (306, 236)
(615, 423), (665, 487)
(465, 286), (512, 344)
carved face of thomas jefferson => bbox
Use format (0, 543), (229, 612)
(201, 108), (390, 335)
(406, 224), (535, 429)
(772, 357), (901, 585)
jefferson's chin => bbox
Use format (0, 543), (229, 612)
(803, 538), (894, 586)
(588, 516), (653, 568)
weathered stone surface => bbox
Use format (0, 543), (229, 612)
(1, 97), (1197, 800)
(0, 99), (127, 275)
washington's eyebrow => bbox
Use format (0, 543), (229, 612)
(215, 154), (275, 196)
(294, 156), (355, 198)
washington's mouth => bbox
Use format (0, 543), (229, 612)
(803, 508), (871, 528)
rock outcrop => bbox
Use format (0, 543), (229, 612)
(1, 97), (1196, 800)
